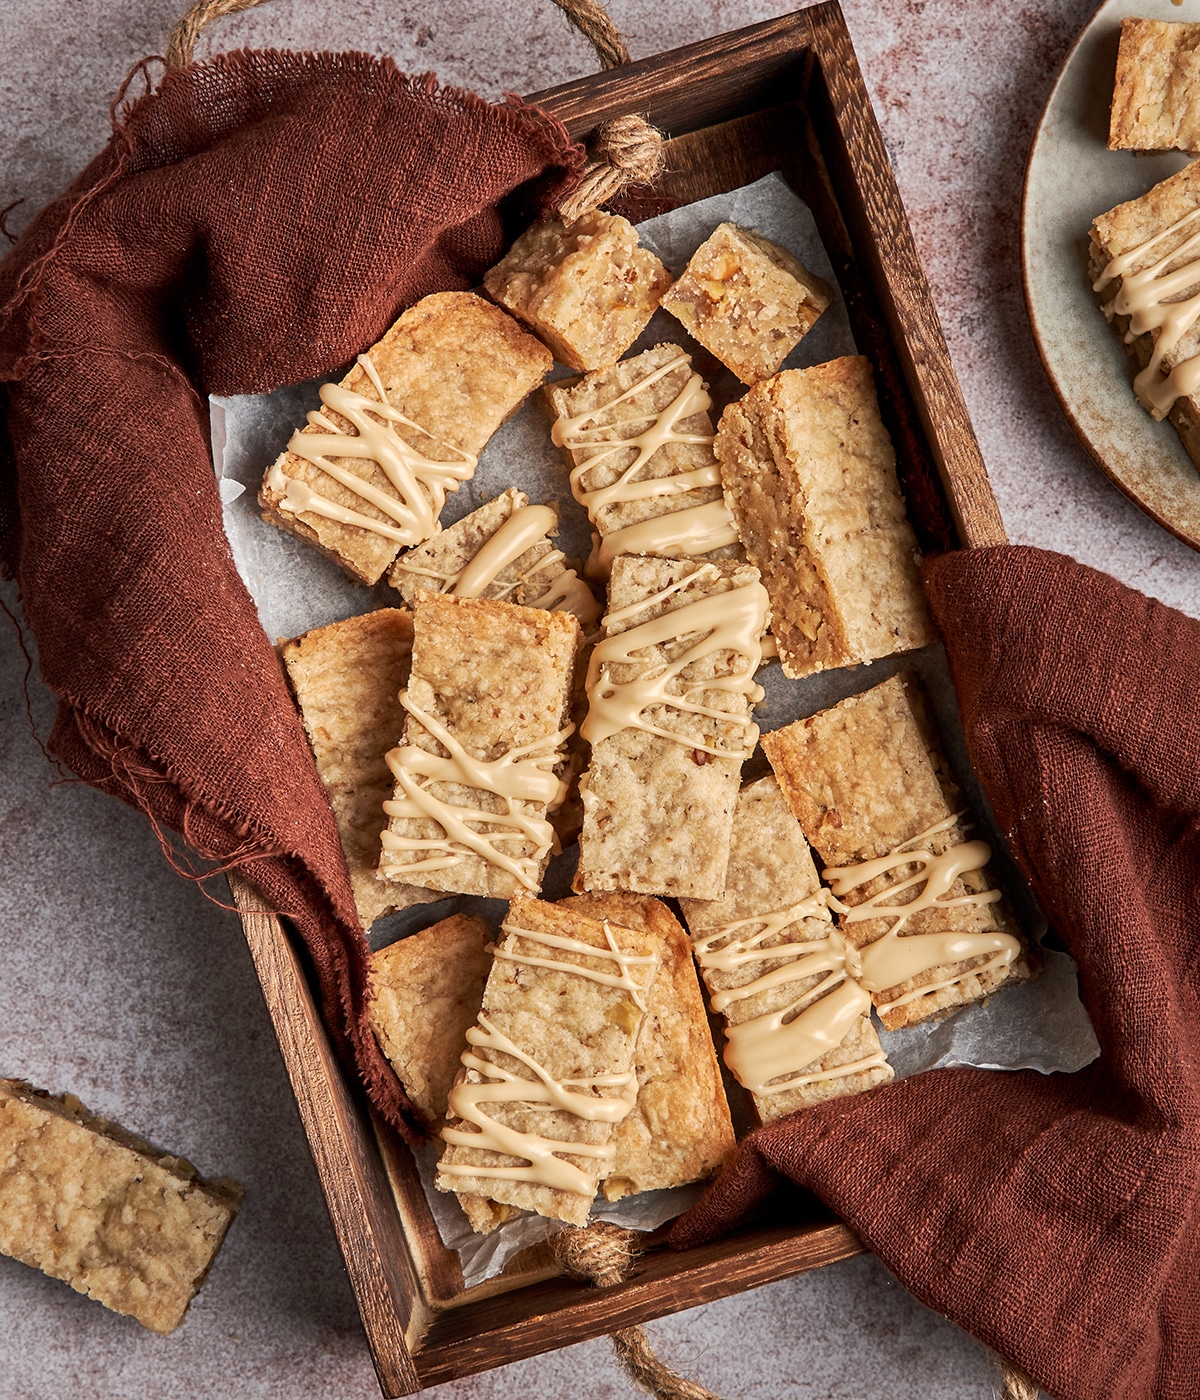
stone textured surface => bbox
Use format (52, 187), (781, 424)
(0, 1), (1183, 1397)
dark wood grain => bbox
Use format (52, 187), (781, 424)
(801, 5), (1006, 547)
(233, 4), (1007, 1393)
(411, 1221), (863, 1387)
(229, 875), (425, 1398)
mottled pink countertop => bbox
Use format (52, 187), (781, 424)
(0, 2), (1181, 1397)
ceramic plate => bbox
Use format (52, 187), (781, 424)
(1022, 0), (1200, 548)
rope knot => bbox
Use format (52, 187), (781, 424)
(552, 1219), (639, 1288)
(556, 114), (666, 223)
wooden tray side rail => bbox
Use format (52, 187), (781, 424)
(232, 4), (1002, 1395)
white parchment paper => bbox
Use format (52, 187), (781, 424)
(211, 175), (1100, 1286)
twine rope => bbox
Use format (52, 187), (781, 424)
(552, 1223), (722, 1400)
(997, 1356), (1041, 1400)
(164, 0), (663, 217)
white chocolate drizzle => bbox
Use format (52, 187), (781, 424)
(381, 692), (572, 892)
(692, 894), (883, 1096)
(581, 563), (769, 757)
(390, 502), (601, 627)
(551, 352), (738, 576)
(439, 1014), (638, 1196)
(495, 920), (657, 1013)
(266, 352), (476, 546)
(1094, 207), (1200, 419)
(823, 814), (1021, 1015)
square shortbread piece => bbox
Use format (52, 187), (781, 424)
(1110, 18), (1200, 153)
(484, 212), (671, 371)
(661, 223), (832, 384)
(281, 609), (440, 927)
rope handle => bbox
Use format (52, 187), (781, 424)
(163, 0), (664, 218)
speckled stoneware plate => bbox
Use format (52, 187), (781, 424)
(1022, 0), (1200, 549)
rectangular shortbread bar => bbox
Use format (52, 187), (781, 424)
(368, 914), (493, 1127)
(435, 896), (659, 1231)
(260, 292), (552, 584)
(484, 211), (672, 371)
(679, 777), (893, 1119)
(661, 222), (832, 384)
(715, 356), (934, 679)
(282, 609), (440, 928)
(378, 594), (580, 900)
(761, 674), (1032, 1031)
(1090, 161), (1200, 469)
(575, 556), (768, 901)
(563, 892), (735, 1198)
(0, 1080), (241, 1334)
(1110, 19), (1200, 153)
(547, 343), (740, 578)
(386, 488), (600, 629)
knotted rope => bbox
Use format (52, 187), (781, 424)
(165, 0), (664, 218)
(552, 1223), (722, 1400)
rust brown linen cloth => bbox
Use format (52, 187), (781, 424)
(0, 50), (581, 1140)
(673, 545), (1200, 1400)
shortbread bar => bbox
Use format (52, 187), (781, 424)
(575, 556), (769, 900)
(679, 777), (892, 1119)
(484, 211), (671, 371)
(1090, 161), (1200, 468)
(368, 914), (493, 1126)
(563, 892), (735, 1199)
(661, 222), (832, 384)
(387, 487), (601, 627)
(0, 1080), (241, 1334)
(716, 356), (934, 678)
(762, 674), (1033, 1031)
(547, 344), (740, 579)
(282, 609), (440, 928)
(436, 897), (658, 1231)
(261, 292), (552, 584)
(1110, 18), (1200, 153)
(379, 594), (580, 899)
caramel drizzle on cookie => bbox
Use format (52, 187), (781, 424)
(390, 502), (601, 626)
(440, 921), (653, 1196)
(824, 813), (1021, 1016)
(381, 692), (572, 892)
(266, 352), (476, 546)
(1095, 207), (1200, 419)
(581, 563), (769, 759)
(551, 352), (739, 577)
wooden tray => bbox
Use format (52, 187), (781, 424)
(231, 3), (1003, 1394)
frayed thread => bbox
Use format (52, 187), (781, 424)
(0, 590), (57, 769)
(0, 200), (24, 247)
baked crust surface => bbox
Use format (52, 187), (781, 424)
(575, 556), (764, 900)
(0, 1080), (241, 1334)
(562, 892), (735, 1197)
(716, 356), (933, 679)
(260, 292), (552, 583)
(1110, 18), (1200, 153)
(762, 674), (1033, 1030)
(282, 608), (440, 927)
(368, 914), (493, 1127)
(547, 343), (740, 575)
(1090, 160), (1200, 468)
(435, 897), (658, 1230)
(484, 212), (671, 372)
(661, 222), (832, 384)
(680, 776), (893, 1117)
(379, 594), (580, 899)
